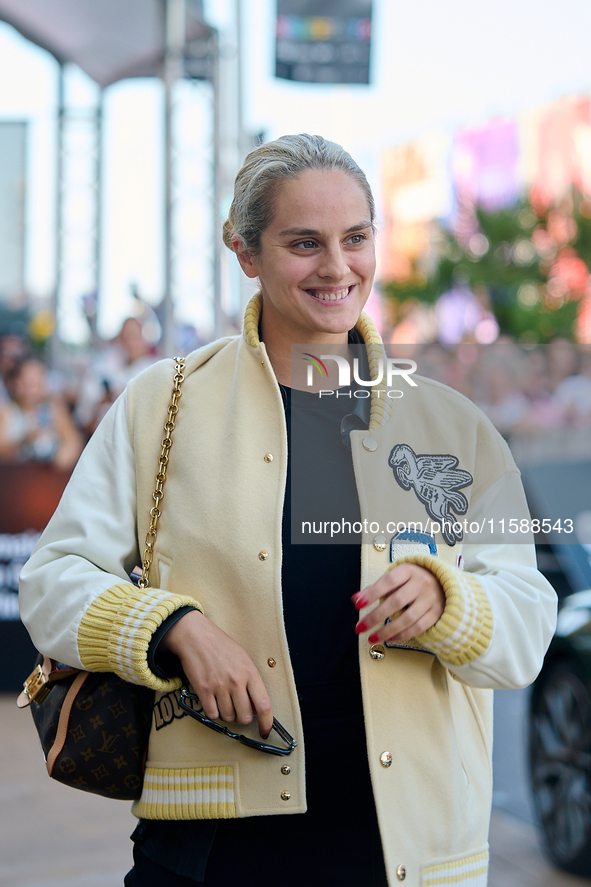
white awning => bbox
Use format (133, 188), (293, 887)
(0, 0), (210, 87)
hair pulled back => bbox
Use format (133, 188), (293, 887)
(223, 133), (375, 256)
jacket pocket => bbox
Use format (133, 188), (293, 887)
(444, 670), (493, 792)
(422, 846), (488, 886)
(155, 553), (173, 590)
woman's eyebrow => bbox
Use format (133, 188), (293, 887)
(278, 227), (319, 237)
(277, 221), (372, 237)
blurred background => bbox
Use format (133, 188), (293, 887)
(2, 1), (591, 884)
(1, 0), (591, 353)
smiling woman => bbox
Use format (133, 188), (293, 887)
(19, 134), (557, 887)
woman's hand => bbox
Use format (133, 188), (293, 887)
(353, 564), (445, 645)
(160, 610), (274, 738)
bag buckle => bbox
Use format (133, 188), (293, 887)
(21, 664), (51, 706)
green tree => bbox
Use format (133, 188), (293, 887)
(382, 191), (591, 342)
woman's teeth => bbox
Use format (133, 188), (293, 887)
(309, 287), (351, 301)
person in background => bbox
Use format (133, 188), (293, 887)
(554, 347), (591, 427)
(546, 335), (579, 391)
(476, 348), (531, 438)
(0, 332), (31, 403)
(75, 316), (157, 437)
(0, 356), (83, 471)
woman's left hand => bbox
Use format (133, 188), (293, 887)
(353, 564), (445, 645)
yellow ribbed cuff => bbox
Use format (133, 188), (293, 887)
(387, 554), (493, 665)
(78, 583), (203, 691)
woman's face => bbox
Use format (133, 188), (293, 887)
(238, 168), (376, 344)
(13, 360), (47, 407)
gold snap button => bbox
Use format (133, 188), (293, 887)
(281, 764), (291, 775)
(264, 453), (274, 463)
(369, 644), (385, 660)
(362, 437), (378, 452)
(281, 790), (291, 801)
(267, 658), (276, 668)
(380, 751), (392, 768)
(396, 864), (406, 881)
(258, 551), (268, 561)
(373, 535), (387, 551)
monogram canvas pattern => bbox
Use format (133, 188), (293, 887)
(30, 659), (153, 800)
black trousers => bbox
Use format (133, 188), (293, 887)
(125, 686), (388, 886)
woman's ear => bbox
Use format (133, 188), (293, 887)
(231, 235), (259, 279)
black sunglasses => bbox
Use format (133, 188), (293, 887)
(179, 688), (297, 757)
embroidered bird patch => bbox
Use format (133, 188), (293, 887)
(388, 443), (473, 546)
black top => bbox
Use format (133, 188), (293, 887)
(281, 384), (362, 691)
(133, 352), (387, 886)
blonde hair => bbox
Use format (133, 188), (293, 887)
(223, 133), (375, 255)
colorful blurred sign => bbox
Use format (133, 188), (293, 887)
(453, 118), (520, 212)
(381, 134), (452, 281)
(275, 0), (372, 84)
(529, 95), (591, 211)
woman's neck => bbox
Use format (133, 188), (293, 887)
(260, 322), (352, 391)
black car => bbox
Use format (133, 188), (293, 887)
(523, 458), (591, 875)
(528, 575), (591, 875)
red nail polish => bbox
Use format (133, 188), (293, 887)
(261, 731), (270, 740)
(355, 620), (368, 634)
(354, 597), (368, 611)
(368, 633), (380, 643)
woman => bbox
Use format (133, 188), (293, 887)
(75, 316), (158, 438)
(20, 135), (556, 887)
(0, 355), (83, 470)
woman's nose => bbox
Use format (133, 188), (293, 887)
(317, 245), (349, 279)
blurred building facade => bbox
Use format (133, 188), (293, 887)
(381, 93), (591, 344)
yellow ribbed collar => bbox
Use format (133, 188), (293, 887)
(242, 292), (392, 430)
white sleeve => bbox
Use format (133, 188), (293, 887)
(19, 391), (140, 668)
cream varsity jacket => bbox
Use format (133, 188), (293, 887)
(20, 295), (557, 887)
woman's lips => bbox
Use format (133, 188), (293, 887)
(305, 285), (353, 302)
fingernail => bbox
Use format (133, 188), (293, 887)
(355, 620), (368, 634)
(368, 633), (380, 643)
(261, 731), (270, 740)
(354, 597), (368, 610)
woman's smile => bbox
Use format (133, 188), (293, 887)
(305, 285), (354, 302)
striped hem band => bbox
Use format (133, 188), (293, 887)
(423, 849), (488, 885)
(134, 766), (236, 820)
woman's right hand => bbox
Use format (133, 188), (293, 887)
(160, 610), (274, 738)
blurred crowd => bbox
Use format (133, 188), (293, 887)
(0, 321), (588, 477)
(0, 316), (158, 473)
(411, 336), (591, 440)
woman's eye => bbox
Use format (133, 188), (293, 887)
(295, 240), (317, 250)
(348, 233), (365, 245)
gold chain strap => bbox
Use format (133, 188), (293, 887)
(138, 357), (186, 589)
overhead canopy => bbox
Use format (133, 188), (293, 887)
(0, 0), (211, 87)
